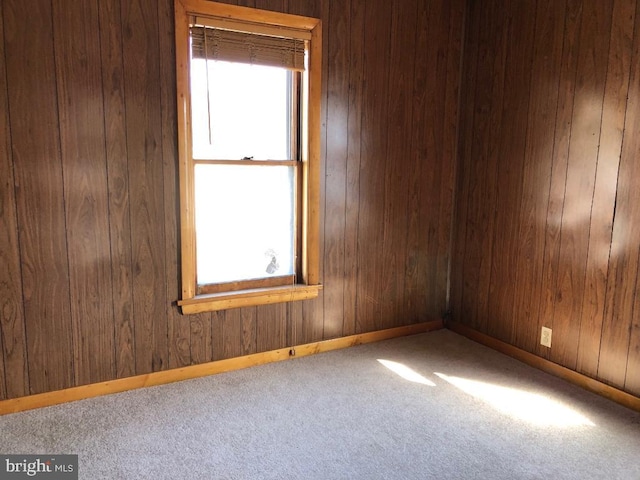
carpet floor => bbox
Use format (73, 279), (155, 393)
(2, 329), (640, 479)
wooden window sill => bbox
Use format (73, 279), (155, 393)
(178, 284), (322, 314)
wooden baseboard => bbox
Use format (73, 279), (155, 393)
(447, 321), (640, 413)
(0, 320), (443, 415)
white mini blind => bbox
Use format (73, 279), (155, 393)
(190, 26), (306, 71)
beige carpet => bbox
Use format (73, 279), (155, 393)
(1, 329), (639, 479)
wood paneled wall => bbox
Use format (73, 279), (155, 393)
(0, 0), (463, 400)
(452, 0), (640, 396)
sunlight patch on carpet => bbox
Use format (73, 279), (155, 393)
(377, 359), (436, 386)
(434, 373), (596, 427)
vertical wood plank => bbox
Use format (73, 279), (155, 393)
(212, 310), (237, 360)
(404, 0), (432, 324)
(0, 0), (28, 400)
(537, 0), (583, 359)
(0, 0), (29, 399)
(301, 295), (325, 343)
(381, 0), (417, 326)
(550, 0), (613, 369)
(577, 0), (635, 377)
(624, 255), (640, 395)
(322, 0), (349, 339)
(356, 0), (392, 333)
(99, 0), (136, 380)
(599, 0), (640, 387)
(158, 0), (193, 369)
(0, 311), (5, 399)
(190, 315), (212, 364)
(450, 0), (481, 324)
(52, 0), (116, 386)
(343, 0), (365, 337)
(121, 0), (168, 375)
(487, 0), (536, 343)
(0, 1), (9, 399)
(511, 0), (566, 353)
(438, 0), (464, 319)
(256, 304), (287, 352)
(4, 0), (75, 395)
(255, 0), (284, 12)
(323, 1), (350, 338)
(0, 3), (6, 398)
(241, 307), (257, 354)
(285, 0), (320, 19)
(463, 0), (505, 333)
(424, 0), (453, 321)
(212, 308), (257, 360)
(287, 301), (304, 345)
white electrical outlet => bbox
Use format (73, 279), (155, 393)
(541, 327), (552, 348)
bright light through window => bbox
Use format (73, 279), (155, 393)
(190, 59), (296, 286)
(377, 359), (436, 386)
(194, 164), (295, 285)
(191, 60), (291, 160)
(434, 373), (595, 427)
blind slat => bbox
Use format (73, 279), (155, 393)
(194, 16), (312, 41)
(191, 26), (306, 71)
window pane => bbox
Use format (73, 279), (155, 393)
(190, 59), (291, 160)
(195, 164), (295, 285)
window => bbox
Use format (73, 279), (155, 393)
(174, 0), (322, 314)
